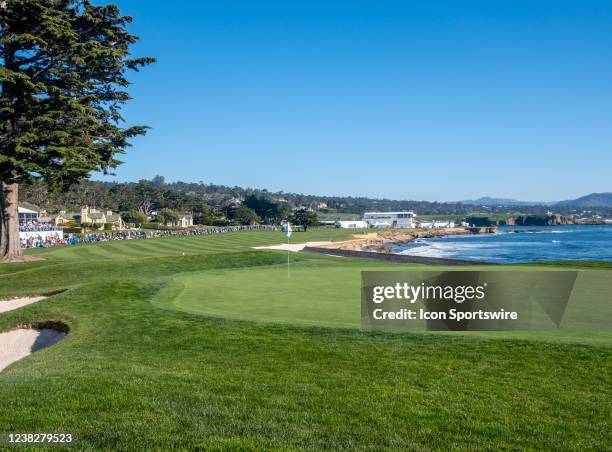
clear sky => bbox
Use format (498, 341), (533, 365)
(96, 0), (612, 202)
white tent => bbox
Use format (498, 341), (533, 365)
(334, 220), (368, 229)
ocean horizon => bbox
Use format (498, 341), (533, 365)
(392, 225), (612, 263)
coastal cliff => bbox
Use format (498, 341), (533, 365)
(506, 214), (574, 226)
(468, 214), (574, 227)
(318, 228), (471, 253)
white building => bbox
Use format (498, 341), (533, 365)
(334, 220), (369, 229)
(18, 206), (63, 242)
(18, 205), (39, 224)
(417, 220), (455, 229)
(363, 211), (415, 229)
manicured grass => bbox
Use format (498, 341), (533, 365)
(154, 261), (386, 328)
(22, 227), (362, 263)
(154, 259), (612, 345)
(0, 230), (610, 450)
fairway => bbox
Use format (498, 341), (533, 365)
(1, 230), (611, 449)
(22, 228), (363, 262)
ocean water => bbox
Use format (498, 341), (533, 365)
(392, 225), (612, 263)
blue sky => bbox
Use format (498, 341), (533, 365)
(97, 0), (612, 202)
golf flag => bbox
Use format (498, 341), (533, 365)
(284, 222), (292, 278)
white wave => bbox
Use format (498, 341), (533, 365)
(397, 241), (497, 258)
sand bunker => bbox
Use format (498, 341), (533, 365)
(0, 296), (47, 314)
(253, 241), (332, 252)
(0, 328), (65, 372)
(0, 295), (65, 371)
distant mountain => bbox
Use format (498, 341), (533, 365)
(557, 193), (612, 208)
(458, 197), (552, 206)
(458, 193), (612, 209)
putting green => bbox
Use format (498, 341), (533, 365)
(154, 259), (612, 344)
(155, 262), (381, 328)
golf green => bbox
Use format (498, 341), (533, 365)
(153, 256), (612, 345)
(155, 263), (377, 328)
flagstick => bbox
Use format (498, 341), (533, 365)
(285, 222), (292, 278)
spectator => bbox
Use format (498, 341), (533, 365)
(19, 224), (282, 249)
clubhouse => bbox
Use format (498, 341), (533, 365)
(363, 211), (416, 228)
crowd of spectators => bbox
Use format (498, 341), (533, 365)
(20, 233), (66, 249)
(20, 224), (282, 249)
(19, 220), (62, 232)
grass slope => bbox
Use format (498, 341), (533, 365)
(0, 229), (610, 450)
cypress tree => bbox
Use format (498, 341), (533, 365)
(0, 0), (153, 260)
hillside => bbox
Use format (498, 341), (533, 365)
(459, 197), (552, 206)
(460, 193), (612, 209)
(557, 192), (612, 208)
(18, 178), (612, 220)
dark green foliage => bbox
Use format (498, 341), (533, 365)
(244, 194), (289, 223)
(228, 205), (260, 225)
(140, 222), (173, 231)
(121, 210), (147, 225)
(291, 208), (318, 230)
(211, 218), (230, 226)
(0, 0), (154, 186)
(156, 208), (179, 226)
(0, 0), (152, 259)
(192, 206), (217, 226)
(466, 216), (497, 227)
(513, 214), (568, 226)
(21, 179), (612, 222)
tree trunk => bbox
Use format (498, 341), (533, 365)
(0, 182), (22, 262)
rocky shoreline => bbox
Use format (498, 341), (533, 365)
(318, 226), (571, 255)
(319, 228), (474, 253)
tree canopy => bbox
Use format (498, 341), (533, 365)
(156, 208), (179, 226)
(0, 0), (154, 186)
(229, 205), (260, 225)
(291, 208), (319, 231)
(0, 0), (153, 260)
(244, 194), (289, 224)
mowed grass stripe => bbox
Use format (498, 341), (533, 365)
(135, 239), (198, 255)
(92, 242), (153, 258)
(72, 246), (107, 260)
(48, 245), (114, 261)
(189, 241), (244, 253)
(161, 235), (257, 253)
(87, 239), (196, 258)
(52, 242), (122, 260)
(30, 229), (365, 262)
(116, 240), (174, 256)
(155, 238), (223, 254)
(151, 237), (240, 255)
